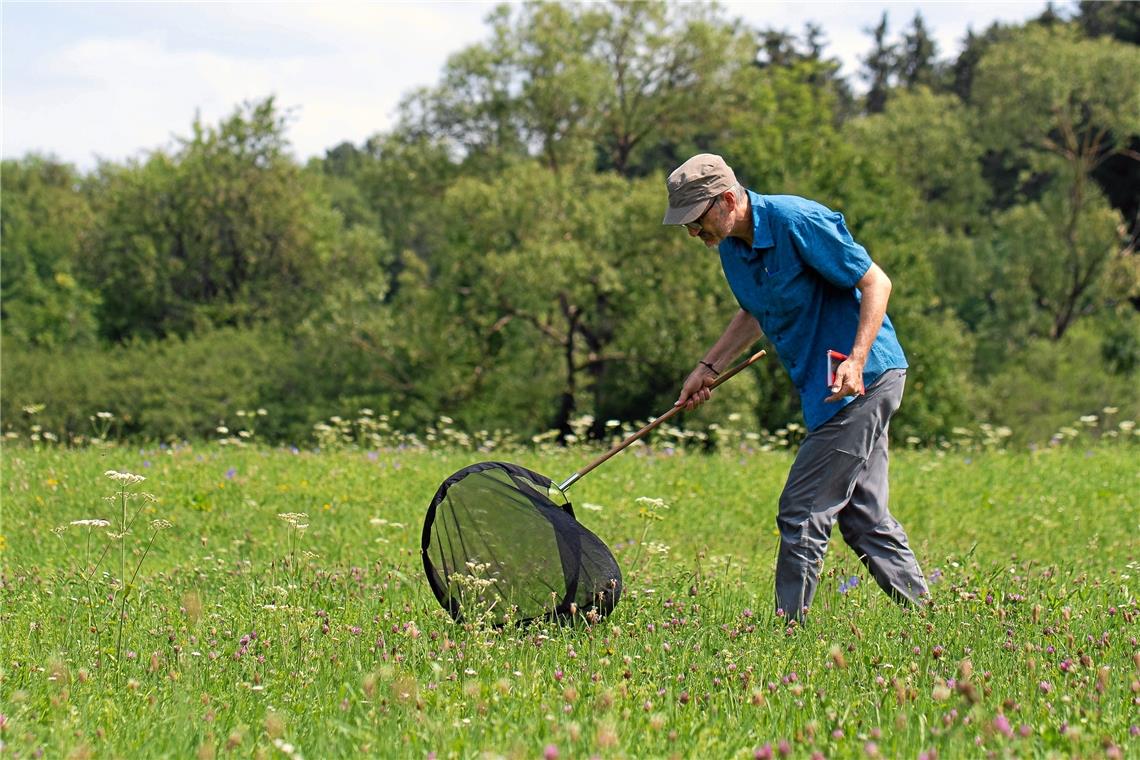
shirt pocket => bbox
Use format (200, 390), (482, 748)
(763, 258), (807, 314)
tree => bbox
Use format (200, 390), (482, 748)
(0, 156), (100, 347)
(397, 5), (528, 173)
(323, 160), (749, 437)
(947, 22), (1017, 103)
(752, 22), (854, 121)
(986, 183), (1134, 342)
(756, 28), (799, 69)
(861, 12), (895, 114)
(590, 1), (753, 176)
(1075, 0), (1140, 44)
(847, 88), (989, 232)
(972, 25), (1140, 340)
(726, 58), (849, 196)
(897, 12), (939, 90)
(434, 163), (738, 435)
(80, 99), (371, 341)
(398, 1), (755, 178)
(845, 88), (992, 333)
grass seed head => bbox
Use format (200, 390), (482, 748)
(263, 711), (285, 739)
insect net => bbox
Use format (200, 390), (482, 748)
(421, 461), (622, 625)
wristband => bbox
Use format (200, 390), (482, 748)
(699, 360), (719, 377)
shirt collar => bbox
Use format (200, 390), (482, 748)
(748, 189), (774, 249)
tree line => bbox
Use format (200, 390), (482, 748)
(2, 1), (1138, 446)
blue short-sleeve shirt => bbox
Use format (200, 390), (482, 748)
(718, 190), (908, 430)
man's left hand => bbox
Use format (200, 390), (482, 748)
(825, 357), (865, 402)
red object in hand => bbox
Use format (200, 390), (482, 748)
(827, 350), (847, 387)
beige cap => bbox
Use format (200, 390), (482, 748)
(662, 153), (738, 225)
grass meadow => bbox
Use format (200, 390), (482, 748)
(1, 423), (1138, 759)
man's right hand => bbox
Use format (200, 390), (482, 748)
(675, 364), (717, 410)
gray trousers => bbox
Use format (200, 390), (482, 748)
(775, 369), (927, 620)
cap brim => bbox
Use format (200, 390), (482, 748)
(662, 199), (707, 226)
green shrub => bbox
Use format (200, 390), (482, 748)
(979, 319), (1140, 444)
(2, 327), (292, 442)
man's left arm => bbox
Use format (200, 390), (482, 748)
(826, 262), (891, 402)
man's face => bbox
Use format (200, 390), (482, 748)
(685, 194), (728, 247)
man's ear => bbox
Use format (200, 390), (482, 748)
(722, 188), (739, 210)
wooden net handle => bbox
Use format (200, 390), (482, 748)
(557, 349), (766, 492)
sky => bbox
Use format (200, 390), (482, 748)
(2, 1), (1051, 171)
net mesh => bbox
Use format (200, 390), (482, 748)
(421, 461), (622, 624)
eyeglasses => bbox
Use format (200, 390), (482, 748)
(684, 196), (719, 232)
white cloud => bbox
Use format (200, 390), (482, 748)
(3, 2), (497, 167)
(2, 1), (1046, 169)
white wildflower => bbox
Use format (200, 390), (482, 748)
(70, 519), (111, 528)
(271, 738), (303, 760)
(104, 470), (145, 485)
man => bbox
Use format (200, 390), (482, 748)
(666, 153), (928, 621)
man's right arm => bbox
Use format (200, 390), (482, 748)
(675, 309), (763, 410)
